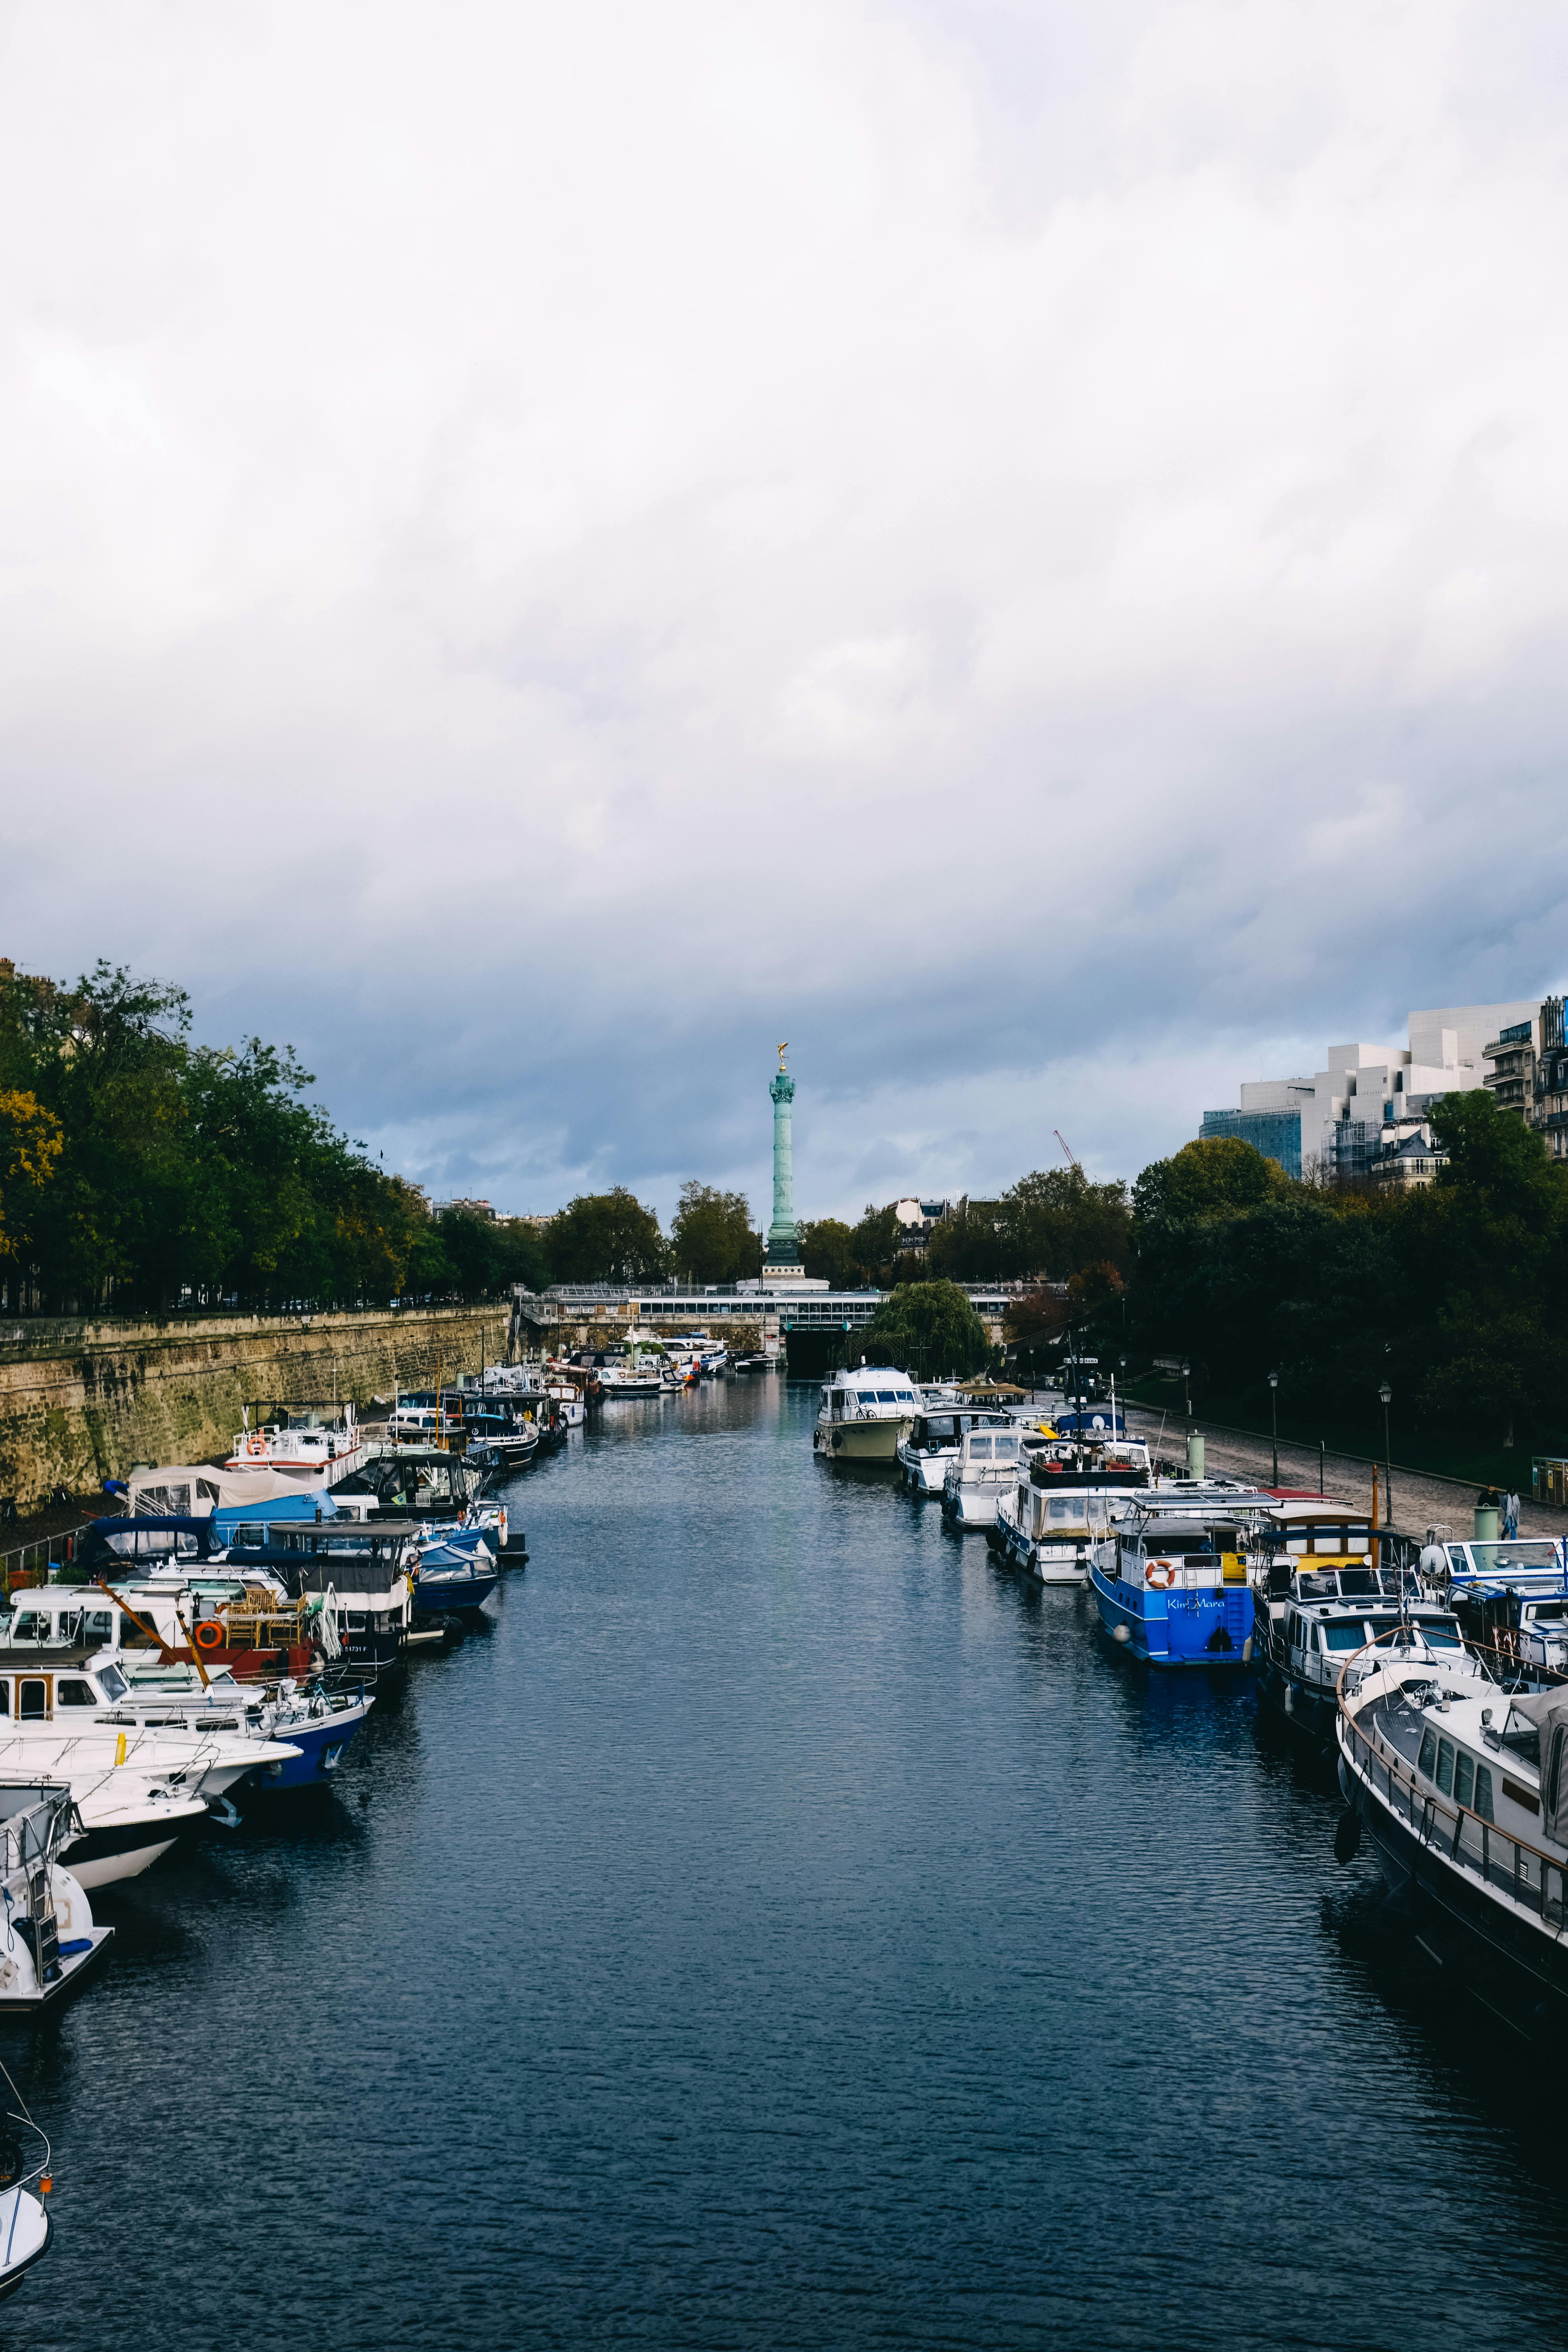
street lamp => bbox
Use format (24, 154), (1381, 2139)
(1182, 1359), (1192, 1420)
(1379, 1382), (1392, 1521)
(1268, 1371), (1279, 1488)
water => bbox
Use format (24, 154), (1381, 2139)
(16, 1380), (1568, 2349)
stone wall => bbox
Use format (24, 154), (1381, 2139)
(0, 1304), (513, 1506)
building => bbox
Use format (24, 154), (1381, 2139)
(1205, 1001), (1550, 1187)
(1200, 1080), (1315, 1178)
(891, 1198), (954, 1261)
(1533, 998), (1568, 1160)
(432, 1197), (498, 1222)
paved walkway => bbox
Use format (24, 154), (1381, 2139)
(1119, 1405), (1567, 1542)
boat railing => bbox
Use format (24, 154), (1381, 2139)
(1337, 1636), (1568, 1931)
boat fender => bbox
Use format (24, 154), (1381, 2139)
(1333, 1808), (1362, 1865)
(1111, 1623), (1131, 1644)
(1241, 1635), (1253, 1663)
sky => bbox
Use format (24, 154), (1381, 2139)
(3, 0), (1568, 1227)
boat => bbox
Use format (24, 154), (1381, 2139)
(1334, 1628), (1568, 2028)
(0, 2055), (56, 2300)
(990, 1430), (1155, 1583)
(81, 1655), (372, 1793)
(940, 1423), (1026, 1528)
(334, 1448), (488, 1522)
(411, 1535), (499, 1614)
(218, 1520), (419, 1668)
(812, 1366), (920, 1462)
(1088, 1503), (1261, 1666)
(223, 1400), (369, 1485)
(897, 1404), (1013, 1497)
(1251, 1521), (1458, 1734)
(0, 1785), (113, 2013)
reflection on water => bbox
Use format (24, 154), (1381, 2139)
(11, 1375), (1568, 2350)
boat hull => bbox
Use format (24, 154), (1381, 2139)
(1089, 1560), (1253, 1668)
(815, 1420), (903, 1461)
(0, 2190), (51, 2298)
(242, 1704), (370, 1791)
(1343, 1745), (1568, 2031)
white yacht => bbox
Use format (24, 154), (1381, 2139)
(813, 1366), (920, 1462)
(224, 1401), (368, 1485)
(940, 1425), (1024, 1527)
(897, 1404), (1013, 1496)
(0, 1785), (114, 2016)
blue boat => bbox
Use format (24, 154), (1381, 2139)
(413, 1542), (499, 1614)
(1089, 1506), (1255, 1667)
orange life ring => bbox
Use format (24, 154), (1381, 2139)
(1144, 1560), (1176, 1589)
(246, 1434), (267, 1458)
(194, 1620), (225, 1651)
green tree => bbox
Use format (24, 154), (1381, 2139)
(999, 1168), (1131, 1278)
(854, 1277), (991, 1380)
(798, 1217), (862, 1287)
(849, 1201), (902, 1284)
(669, 1182), (762, 1283)
(1132, 1136), (1289, 1224)
(548, 1187), (667, 1282)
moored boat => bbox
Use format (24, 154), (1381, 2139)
(0, 1785), (114, 2012)
(940, 1423), (1024, 1528)
(1088, 1503), (1258, 1666)
(897, 1403), (1012, 1496)
(991, 1430), (1154, 1583)
(813, 1366), (919, 1462)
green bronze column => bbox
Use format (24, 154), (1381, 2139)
(767, 1045), (800, 1270)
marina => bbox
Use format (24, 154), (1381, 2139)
(6, 1369), (1568, 2345)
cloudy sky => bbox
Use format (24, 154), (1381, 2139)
(4, 0), (1566, 1226)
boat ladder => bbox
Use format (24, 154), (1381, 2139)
(26, 1864), (58, 1985)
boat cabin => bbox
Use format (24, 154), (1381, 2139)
(820, 1368), (919, 1423)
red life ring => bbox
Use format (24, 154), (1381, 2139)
(194, 1620), (225, 1651)
(1144, 1561), (1176, 1589)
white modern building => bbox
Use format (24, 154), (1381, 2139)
(1204, 999), (1549, 1186)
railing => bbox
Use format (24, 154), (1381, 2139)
(1337, 1634), (1568, 1931)
(0, 1527), (89, 1599)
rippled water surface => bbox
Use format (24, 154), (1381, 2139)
(15, 1379), (1568, 2348)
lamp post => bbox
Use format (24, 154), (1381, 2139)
(1379, 1382), (1392, 1522)
(1268, 1372), (1279, 1488)
(1182, 1359), (1191, 1421)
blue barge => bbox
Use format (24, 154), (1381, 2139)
(1089, 1508), (1255, 1666)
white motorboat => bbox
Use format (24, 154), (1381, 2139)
(897, 1404), (1013, 1496)
(940, 1424), (1024, 1527)
(0, 1786), (113, 2019)
(813, 1366), (920, 1462)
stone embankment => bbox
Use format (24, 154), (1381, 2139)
(0, 1303), (513, 1506)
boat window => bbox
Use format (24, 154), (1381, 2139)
(993, 1437), (1017, 1459)
(18, 1679), (48, 1721)
(1323, 1623), (1370, 1652)
(1417, 1620), (1463, 1648)
(1049, 1500), (1076, 1522)
(1418, 1727), (1437, 1777)
(1339, 1570), (1379, 1597)
(1435, 1738), (1455, 1796)
(1474, 1765), (1495, 1822)
(1455, 1751), (1475, 1810)
(85, 1610), (114, 1641)
(968, 1438), (993, 1459)
(1297, 1573), (1339, 1599)
(874, 1392), (897, 1405)
(0, 1684), (7, 1716)
(10, 1612), (44, 1642)
(1498, 1714), (1541, 1769)
(98, 1664), (128, 1698)
(56, 1678), (96, 1708)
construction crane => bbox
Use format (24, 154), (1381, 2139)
(1054, 1129), (1084, 1175)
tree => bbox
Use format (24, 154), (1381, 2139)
(0, 1090), (63, 1262)
(669, 1182), (762, 1283)
(548, 1188), (667, 1282)
(854, 1278), (991, 1380)
(798, 1217), (861, 1287)
(1132, 1136), (1289, 1225)
(849, 1202), (902, 1284)
(999, 1168), (1131, 1278)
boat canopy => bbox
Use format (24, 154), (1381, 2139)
(123, 1463), (308, 1516)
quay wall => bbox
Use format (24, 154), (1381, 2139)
(0, 1304), (512, 1506)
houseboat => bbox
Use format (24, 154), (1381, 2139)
(991, 1432), (1154, 1584)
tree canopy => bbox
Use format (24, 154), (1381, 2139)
(854, 1277), (992, 1379)
(0, 957), (538, 1312)
(669, 1182), (761, 1284)
(548, 1187), (667, 1283)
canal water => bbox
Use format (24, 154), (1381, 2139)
(17, 1378), (1568, 2349)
